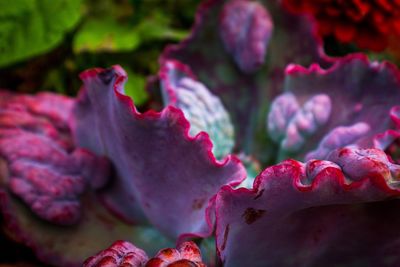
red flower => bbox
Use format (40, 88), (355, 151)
(283, 0), (400, 51)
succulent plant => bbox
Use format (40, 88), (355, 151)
(2, 0), (400, 267)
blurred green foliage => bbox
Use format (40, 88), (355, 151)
(0, 0), (82, 67)
(74, 1), (187, 53)
(0, 0), (198, 106)
(124, 67), (149, 105)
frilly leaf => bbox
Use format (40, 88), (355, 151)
(0, 0), (82, 67)
(216, 147), (400, 266)
(160, 60), (235, 159)
(83, 241), (148, 267)
(73, 66), (246, 239)
(326, 147), (400, 185)
(146, 241), (206, 267)
(84, 241), (206, 267)
(0, 91), (110, 225)
(268, 55), (400, 161)
(161, 0), (328, 162)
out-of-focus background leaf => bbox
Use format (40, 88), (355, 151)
(73, 2), (187, 53)
(0, 0), (198, 107)
(0, 0), (82, 67)
(73, 15), (183, 53)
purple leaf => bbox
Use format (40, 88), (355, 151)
(326, 147), (400, 183)
(160, 0), (328, 161)
(73, 66), (246, 239)
(269, 93), (331, 153)
(0, 188), (172, 267)
(216, 147), (400, 266)
(160, 60), (235, 159)
(268, 55), (400, 161)
(219, 0), (273, 73)
(83, 241), (148, 267)
(267, 92), (299, 143)
(0, 91), (110, 225)
(307, 123), (370, 160)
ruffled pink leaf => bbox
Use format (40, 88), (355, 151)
(0, 91), (110, 225)
(83, 241), (148, 267)
(216, 147), (400, 266)
(161, 0), (328, 161)
(146, 241), (206, 267)
(73, 66), (246, 239)
(268, 55), (400, 161)
(83, 241), (206, 267)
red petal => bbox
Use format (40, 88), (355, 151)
(334, 22), (356, 43)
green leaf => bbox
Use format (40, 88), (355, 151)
(123, 67), (149, 106)
(0, 0), (82, 67)
(73, 17), (140, 53)
(73, 11), (187, 53)
(134, 12), (188, 41)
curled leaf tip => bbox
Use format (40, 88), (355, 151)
(219, 0), (273, 73)
(98, 68), (117, 85)
(327, 147), (400, 185)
